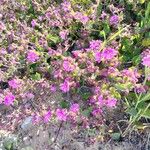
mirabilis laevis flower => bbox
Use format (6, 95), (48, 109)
(8, 79), (22, 89)
(43, 110), (52, 123)
(60, 79), (70, 93)
(27, 51), (39, 63)
(4, 93), (15, 106)
(109, 15), (119, 26)
(142, 55), (150, 67)
(106, 98), (117, 107)
(101, 47), (118, 60)
(56, 108), (68, 121)
(63, 60), (75, 72)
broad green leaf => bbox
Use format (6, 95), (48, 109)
(141, 109), (150, 119)
(60, 101), (70, 108)
(140, 92), (150, 102)
(114, 83), (133, 91)
(132, 55), (141, 65)
(81, 92), (91, 101)
(111, 133), (121, 141)
(31, 72), (41, 80)
(46, 34), (60, 43)
(127, 108), (138, 117)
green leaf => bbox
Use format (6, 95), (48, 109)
(132, 55), (141, 65)
(114, 83), (133, 91)
(103, 23), (110, 35)
(127, 108), (138, 117)
(31, 72), (41, 80)
(139, 0), (145, 4)
(46, 34), (60, 43)
(81, 92), (91, 101)
(140, 92), (150, 102)
(60, 101), (70, 108)
(82, 107), (92, 117)
(4, 141), (13, 150)
(141, 109), (150, 119)
(111, 133), (121, 141)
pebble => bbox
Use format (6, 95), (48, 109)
(21, 116), (33, 131)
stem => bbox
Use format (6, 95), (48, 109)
(50, 121), (63, 146)
(135, 68), (148, 109)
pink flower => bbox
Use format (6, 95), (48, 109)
(54, 70), (63, 79)
(27, 51), (39, 63)
(106, 98), (117, 107)
(70, 103), (79, 113)
(90, 40), (101, 50)
(142, 55), (150, 67)
(98, 95), (104, 106)
(109, 15), (119, 25)
(26, 92), (35, 99)
(74, 12), (89, 24)
(56, 109), (67, 121)
(121, 68), (139, 83)
(63, 60), (74, 72)
(101, 47), (117, 60)
(32, 114), (41, 124)
(8, 79), (21, 89)
(59, 30), (68, 40)
(50, 85), (57, 92)
(4, 93), (15, 106)
(60, 79), (70, 93)
(43, 110), (52, 123)
(31, 19), (37, 27)
(95, 52), (101, 63)
(61, 1), (71, 12)
(92, 108), (102, 116)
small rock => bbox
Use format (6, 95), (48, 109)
(21, 116), (33, 131)
(21, 146), (33, 150)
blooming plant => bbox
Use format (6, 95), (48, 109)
(0, 0), (150, 141)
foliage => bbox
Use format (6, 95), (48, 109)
(0, 0), (150, 139)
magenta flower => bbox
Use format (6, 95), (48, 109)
(56, 109), (67, 121)
(92, 108), (102, 116)
(63, 60), (74, 72)
(8, 79), (21, 89)
(98, 95), (104, 106)
(109, 15), (119, 25)
(50, 85), (57, 92)
(101, 47), (117, 60)
(27, 51), (39, 63)
(4, 93), (15, 106)
(90, 40), (101, 50)
(95, 52), (101, 63)
(61, 1), (71, 12)
(32, 114), (41, 124)
(70, 103), (79, 113)
(43, 110), (52, 123)
(31, 19), (37, 27)
(60, 79), (70, 93)
(74, 12), (89, 24)
(142, 55), (150, 67)
(26, 92), (35, 99)
(106, 98), (117, 107)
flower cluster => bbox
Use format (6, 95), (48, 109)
(0, 0), (149, 134)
